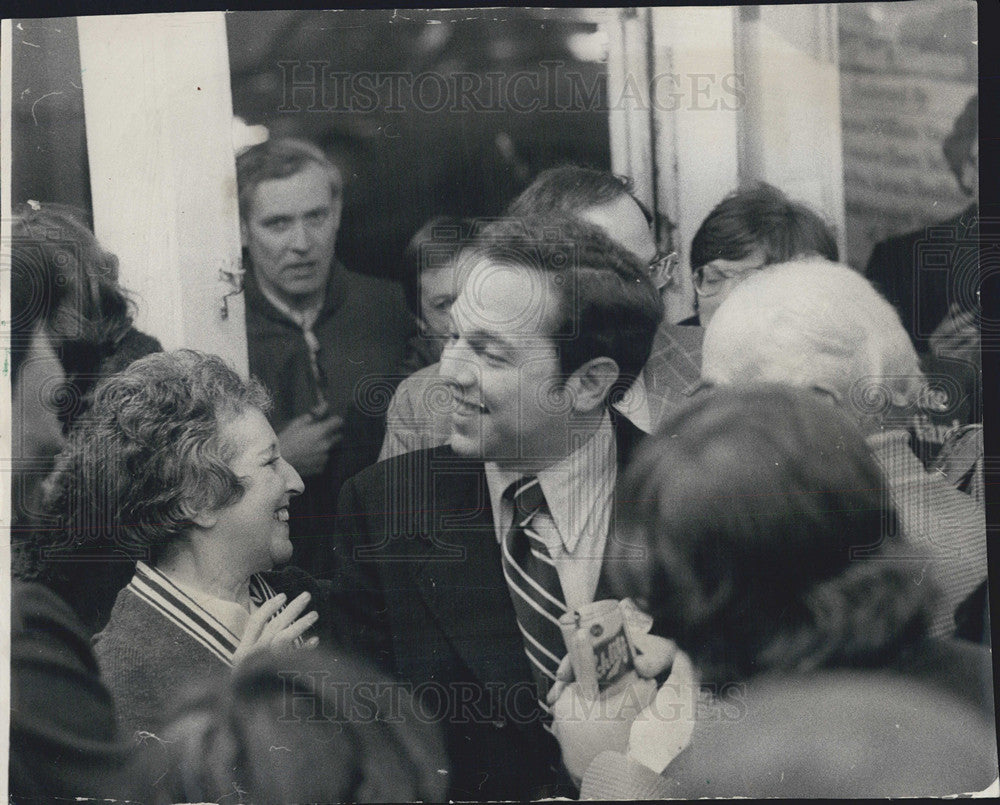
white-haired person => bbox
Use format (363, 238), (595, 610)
(699, 258), (986, 640)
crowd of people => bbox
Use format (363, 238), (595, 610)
(9, 91), (993, 802)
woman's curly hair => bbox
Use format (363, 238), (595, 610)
(16, 351), (271, 625)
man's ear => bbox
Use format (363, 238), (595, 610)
(565, 357), (620, 413)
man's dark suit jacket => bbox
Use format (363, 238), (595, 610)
(865, 203), (978, 354)
(332, 412), (648, 801)
(865, 204), (981, 424)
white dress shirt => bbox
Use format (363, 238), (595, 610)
(485, 412), (617, 609)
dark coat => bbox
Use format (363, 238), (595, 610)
(10, 582), (150, 801)
(865, 203), (978, 354)
(244, 261), (415, 574)
(332, 413), (648, 801)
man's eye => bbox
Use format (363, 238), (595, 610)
(305, 210), (329, 225)
(264, 219), (292, 232)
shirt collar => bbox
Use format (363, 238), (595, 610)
(246, 258), (348, 326)
(256, 281), (323, 332)
(613, 372), (651, 434)
(484, 410), (616, 554)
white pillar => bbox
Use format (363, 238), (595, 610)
(735, 4), (846, 259)
(606, 5), (847, 311)
(651, 5), (741, 322)
(606, 7), (655, 213)
(77, 13), (248, 374)
(607, 7), (742, 323)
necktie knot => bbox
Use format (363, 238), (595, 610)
(505, 476), (546, 522)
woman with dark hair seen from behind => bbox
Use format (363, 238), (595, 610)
(151, 647), (447, 804)
(566, 386), (996, 799)
(9, 202), (162, 801)
(10, 202), (161, 529)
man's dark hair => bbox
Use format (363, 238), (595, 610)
(943, 94), (977, 194)
(469, 215), (662, 402)
(611, 385), (934, 687)
(235, 137), (343, 221)
(400, 216), (478, 319)
(690, 183), (838, 271)
(507, 164), (653, 226)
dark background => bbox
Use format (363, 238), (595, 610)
(12, 9), (611, 283)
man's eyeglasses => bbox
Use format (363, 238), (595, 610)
(648, 251), (679, 291)
(693, 261), (764, 298)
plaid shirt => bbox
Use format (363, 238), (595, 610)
(867, 429), (988, 638)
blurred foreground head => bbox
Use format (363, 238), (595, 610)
(701, 258), (925, 430)
(612, 385), (934, 687)
(154, 648), (448, 804)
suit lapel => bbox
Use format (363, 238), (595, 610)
(408, 451), (532, 689)
(406, 417), (649, 684)
(596, 410), (648, 600)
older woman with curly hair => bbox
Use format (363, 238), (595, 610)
(555, 386), (996, 799)
(36, 350), (353, 738)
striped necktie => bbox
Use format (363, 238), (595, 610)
(500, 476), (569, 708)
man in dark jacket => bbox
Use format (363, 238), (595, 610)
(333, 217), (664, 800)
(864, 95), (980, 427)
(865, 94), (979, 356)
(237, 138), (414, 574)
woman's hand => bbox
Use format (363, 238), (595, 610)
(550, 673), (658, 786)
(233, 592), (320, 665)
(626, 648), (700, 774)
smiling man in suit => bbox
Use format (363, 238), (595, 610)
(333, 215), (663, 800)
